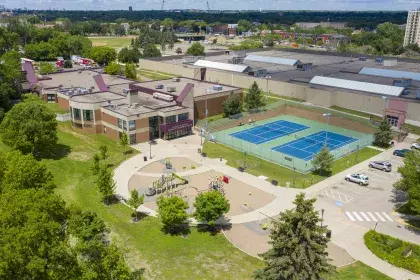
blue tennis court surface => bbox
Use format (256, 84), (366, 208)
(272, 131), (357, 161)
(230, 120), (309, 144)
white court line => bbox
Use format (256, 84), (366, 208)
(345, 212), (356, 221)
(360, 212), (371, 221)
(352, 212), (364, 221)
(375, 212), (386, 222)
(381, 212), (394, 222)
(367, 212), (378, 221)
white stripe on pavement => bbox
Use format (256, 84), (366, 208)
(360, 212), (371, 221)
(381, 212), (394, 222)
(352, 212), (364, 221)
(367, 212), (378, 221)
(345, 212), (355, 221)
(375, 212), (386, 222)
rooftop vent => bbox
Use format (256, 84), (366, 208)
(167, 86), (176, 92)
(155, 84), (164, 89)
(213, 85), (223, 91)
(153, 92), (173, 102)
(172, 77), (180, 82)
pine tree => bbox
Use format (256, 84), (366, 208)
(255, 193), (335, 280)
(99, 145), (109, 160)
(312, 147), (334, 176)
(222, 92), (242, 117)
(119, 131), (129, 153)
(245, 82), (266, 111)
(96, 165), (116, 205)
(373, 119), (393, 148)
(91, 153), (101, 175)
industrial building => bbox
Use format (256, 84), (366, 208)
(140, 49), (420, 128)
(21, 61), (242, 143)
(404, 9), (420, 46)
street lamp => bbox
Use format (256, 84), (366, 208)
(265, 75), (271, 104)
(320, 209), (325, 227)
(149, 140), (153, 159)
(322, 113), (331, 147)
(381, 96), (387, 120)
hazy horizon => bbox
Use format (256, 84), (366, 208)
(3, 0), (419, 12)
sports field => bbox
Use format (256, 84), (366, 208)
(210, 115), (373, 173)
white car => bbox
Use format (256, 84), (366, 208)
(411, 143), (420, 150)
(345, 174), (369, 186)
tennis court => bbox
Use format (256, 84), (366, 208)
(230, 120), (309, 144)
(272, 131), (357, 161)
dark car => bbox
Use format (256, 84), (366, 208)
(393, 149), (410, 157)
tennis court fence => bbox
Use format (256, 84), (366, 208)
(208, 130), (373, 174)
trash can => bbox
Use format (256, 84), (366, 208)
(144, 156), (147, 161)
(326, 230), (332, 239)
(198, 148), (202, 154)
(271, 180), (278, 186)
(201, 152), (207, 157)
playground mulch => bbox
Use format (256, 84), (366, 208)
(139, 157), (201, 173)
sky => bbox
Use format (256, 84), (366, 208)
(3, 0), (420, 11)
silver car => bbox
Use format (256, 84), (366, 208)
(345, 173), (369, 186)
(369, 161), (392, 172)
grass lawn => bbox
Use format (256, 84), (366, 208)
(328, 261), (393, 280)
(89, 36), (133, 49)
(45, 102), (69, 114)
(203, 141), (381, 189)
(137, 68), (178, 80)
(0, 122), (262, 280)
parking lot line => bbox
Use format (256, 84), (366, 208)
(352, 212), (364, 221)
(381, 212), (394, 222)
(367, 212), (378, 221)
(360, 212), (371, 221)
(375, 212), (386, 222)
(364, 171), (390, 180)
(337, 184), (365, 195)
(345, 212), (356, 221)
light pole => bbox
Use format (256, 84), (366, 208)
(322, 113), (331, 147)
(205, 89), (209, 127)
(320, 209), (325, 227)
(200, 128), (203, 146)
(265, 75), (271, 105)
(149, 140), (153, 159)
(381, 96), (387, 120)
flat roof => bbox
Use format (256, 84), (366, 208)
(193, 60), (250, 73)
(359, 67), (420, 81)
(103, 103), (155, 117)
(70, 91), (125, 103)
(244, 54), (300, 66)
(38, 70), (132, 91)
(135, 77), (239, 98)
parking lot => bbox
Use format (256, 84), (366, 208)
(317, 154), (405, 226)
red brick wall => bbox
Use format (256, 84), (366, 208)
(135, 131), (149, 143)
(194, 92), (243, 119)
(135, 118), (149, 129)
(57, 96), (69, 110)
(94, 109), (101, 122)
(105, 126), (120, 141)
(102, 112), (117, 126)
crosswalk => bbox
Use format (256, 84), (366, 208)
(345, 211), (394, 222)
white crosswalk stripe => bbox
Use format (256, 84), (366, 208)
(352, 212), (363, 221)
(367, 212), (377, 221)
(344, 212), (393, 222)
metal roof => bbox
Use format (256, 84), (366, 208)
(359, 67), (420, 82)
(193, 60), (250, 73)
(244, 54), (300, 66)
(309, 76), (404, 96)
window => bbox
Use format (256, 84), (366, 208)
(166, 115), (176, 124)
(129, 133), (136, 144)
(83, 110), (93, 121)
(118, 118), (127, 130)
(104, 126), (107, 134)
(167, 130), (177, 140)
(73, 108), (81, 120)
(178, 112), (189, 121)
(47, 94), (56, 102)
(129, 120), (136, 131)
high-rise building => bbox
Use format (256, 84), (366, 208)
(129, 6), (133, 11)
(404, 9), (420, 46)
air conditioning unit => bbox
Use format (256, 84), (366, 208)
(153, 92), (173, 101)
(213, 85), (223, 91)
(167, 86), (176, 92)
(172, 77), (180, 82)
(155, 84), (164, 89)
(123, 88), (131, 94)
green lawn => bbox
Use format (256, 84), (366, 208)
(137, 68), (178, 80)
(45, 102), (69, 114)
(203, 141), (381, 189)
(328, 261), (393, 280)
(330, 106), (381, 120)
(89, 36), (133, 49)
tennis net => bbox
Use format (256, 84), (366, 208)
(295, 134), (327, 147)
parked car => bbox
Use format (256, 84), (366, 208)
(145, 187), (156, 196)
(345, 173), (369, 186)
(393, 149), (410, 157)
(369, 161), (392, 172)
(411, 143), (420, 150)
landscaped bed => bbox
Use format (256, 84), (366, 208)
(364, 230), (420, 274)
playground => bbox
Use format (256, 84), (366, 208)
(128, 157), (276, 217)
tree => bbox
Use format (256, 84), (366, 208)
(88, 46), (117, 66)
(63, 59), (73, 68)
(104, 62), (123, 75)
(156, 196), (188, 232)
(255, 193), (335, 280)
(24, 42), (58, 61)
(99, 145), (109, 160)
(0, 100), (57, 155)
(312, 147), (334, 175)
(91, 153), (101, 175)
(193, 191), (230, 227)
(394, 150), (420, 215)
(38, 62), (57, 75)
(373, 119), (393, 148)
(96, 165), (116, 205)
(120, 131), (130, 153)
(142, 44), (161, 58)
(127, 189), (144, 222)
(222, 92), (242, 117)
(175, 47), (182, 55)
(186, 42), (205, 56)
(244, 82), (265, 111)
(118, 47), (141, 63)
(125, 63), (137, 80)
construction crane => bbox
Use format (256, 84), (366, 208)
(206, 1), (210, 12)
(161, 0), (165, 10)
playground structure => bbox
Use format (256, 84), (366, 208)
(208, 174), (226, 196)
(146, 173), (189, 196)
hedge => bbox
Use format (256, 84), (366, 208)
(364, 230), (420, 274)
